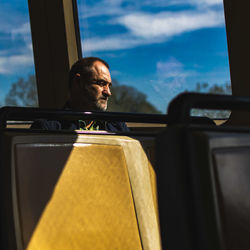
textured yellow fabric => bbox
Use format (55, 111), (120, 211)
(120, 138), (161, 250)
(145, 145), (159, 221)
(148, 161), (160, 228)
(11, 134), (160, 250)
(27, 145), (142, 250)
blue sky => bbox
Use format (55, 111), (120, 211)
(0, 0), (35, 105)
(0, 0), (230, 112)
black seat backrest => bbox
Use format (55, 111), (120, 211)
(157, 125), (250, 250)
(156, 92), (250, 250)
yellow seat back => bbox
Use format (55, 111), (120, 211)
(3, 132), (160, 250)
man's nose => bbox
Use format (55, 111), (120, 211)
(103, 85), (111, 97)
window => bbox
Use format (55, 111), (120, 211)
(0, 0), (37, 107)
(77, 0), (230, 117)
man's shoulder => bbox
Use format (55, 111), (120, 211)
(106, 121), (129, 132)
(31, 119), (129, 132)
(31, 119), (77, 130)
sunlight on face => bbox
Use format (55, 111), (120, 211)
(80, 61), (112, 111)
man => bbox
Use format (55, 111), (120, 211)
(68, 57), (111, 112)
(32, 57), (129, 132)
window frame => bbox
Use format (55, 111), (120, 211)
(28, 0), (82, 108)
(28, 0), (250, 123)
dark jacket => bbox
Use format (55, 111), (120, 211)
(31, 119), (129, 132)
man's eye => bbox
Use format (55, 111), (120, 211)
(95, 80), (106, 86)
(95, 80), (111, 87)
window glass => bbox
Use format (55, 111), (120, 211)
(0, 0), (37, 107)
(77, 0), (230, 117)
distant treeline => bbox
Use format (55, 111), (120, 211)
(189, 82), (231, 119)
(4, 75), (161, 113)
(3, 75), (232, 118)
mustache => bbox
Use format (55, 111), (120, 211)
(99, 95), (108, 100)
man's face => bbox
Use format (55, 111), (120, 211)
(77, 61), (112, 111)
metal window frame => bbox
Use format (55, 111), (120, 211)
(224, 0), (250, 125)
(28, 0), (250, 125)
(28, 0), (82, 109)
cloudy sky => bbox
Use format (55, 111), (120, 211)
(0, 0), (230, 112)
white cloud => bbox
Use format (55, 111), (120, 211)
(157, 58), (188, 78)
(9, 23), (32, 46)
(163, 0), (221, 6)
(0, 45), (34, 74)
(78, 0), (223, 19)
(82, 35), (163, 52)
(116, 10), (224, 39)
(0, 17), (33, 75)
(83, 8), (224, 52)
(0, 3), (29, 33)
(187, 0), (222, 6)
(78, 0), (126, 19)
(11, 23), (31, 38)
(152, 58), (193, 101)
(0, 54), (33, 74)
(78, 0), (225, 52)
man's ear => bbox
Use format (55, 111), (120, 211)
(72, 73), (82, 89)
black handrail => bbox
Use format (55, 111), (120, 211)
(167, 92), (250, 124)
(0, 106), (168, 128)
(2, 92), (242, 128)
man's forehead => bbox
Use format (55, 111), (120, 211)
(91, 61), (111, 77)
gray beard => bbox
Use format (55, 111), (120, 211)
(94, 100), (108, 111)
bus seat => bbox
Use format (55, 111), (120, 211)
(156, 125), (250, 250)
(0, 130), (160, 250)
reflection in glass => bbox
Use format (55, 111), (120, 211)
(77, 0), (230, 117)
